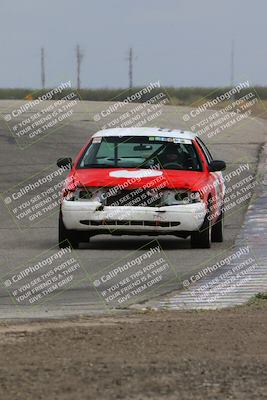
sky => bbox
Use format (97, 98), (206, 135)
(0, 0), (266, 89)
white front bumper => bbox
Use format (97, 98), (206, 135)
(62, 200), (206, 233)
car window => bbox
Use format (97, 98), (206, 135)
(96, 140), (113, 158)
(196, 138), (213, 163)
(77, 136), (203, 171)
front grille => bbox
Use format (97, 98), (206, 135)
(80, 220), (181, 228)
(105, 188), (163, 207)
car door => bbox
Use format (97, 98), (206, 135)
(196, 138), (224, 221)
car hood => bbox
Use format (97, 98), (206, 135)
(72, 168), (208, 191)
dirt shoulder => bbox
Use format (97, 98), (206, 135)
(0, 299), (267, 400)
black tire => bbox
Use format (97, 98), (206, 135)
(191, 212), (211, 249)
(58, 213), (79, 249)
(211, 211), (224, 242)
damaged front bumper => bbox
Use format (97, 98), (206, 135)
(62, 200), (206, 234)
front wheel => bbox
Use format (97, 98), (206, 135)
(211, 211), (224, 242)
(191, 213), (211, 249)
(58, 213), (79, 249)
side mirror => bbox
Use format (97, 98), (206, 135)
(57, 157), (72, 169)
(209, 160), (226, 172)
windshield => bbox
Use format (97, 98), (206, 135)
(77, 136), (202, 171)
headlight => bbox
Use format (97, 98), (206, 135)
(64, 187), (101, 201)
(189, 191), (204, 203)
(174, 191), (189, 202)
(78, 190), (93, 200)
(162, 190), (204, 205)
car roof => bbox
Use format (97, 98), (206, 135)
(92, 127), (197, 140)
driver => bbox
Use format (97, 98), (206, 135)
(159, 144), (182, 168)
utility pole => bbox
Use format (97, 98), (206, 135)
(230, 40), (235, 87)
(76, 45), (84, 90)
(41, 47), (45, 89)
(127, 47), (133, 89)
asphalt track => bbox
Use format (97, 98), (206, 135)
(0, 99), (266, 319)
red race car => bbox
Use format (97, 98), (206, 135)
(57, 128), (226, 249)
